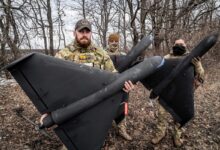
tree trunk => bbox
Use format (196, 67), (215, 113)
(36, 0), (49, 55)
(47, 0), (54, 56)
(127, 0), (140, 46)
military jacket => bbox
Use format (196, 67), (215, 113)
(55, 41), (116, 72)
(106, 47), (126, 56)
(164, 52), (205, 83)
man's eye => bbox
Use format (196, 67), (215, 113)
(79, 29), (91, 33)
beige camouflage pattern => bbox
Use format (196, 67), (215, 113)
(191, 58), (205, 88)
(55, 41), (116, 150)
(106, 46), (132, 141)
(164, 53), (205, 83)
(55, 41), (116, 72)
(117, 119), (132, 141)
(55, 41), (117, 150)
(151, 105), (167, 144)
(106, 38), (126, 56)
(155, 105), (167, 135)
(152, 99), (183, 147)
(152, 52), (205, 147)
(106, 49), (120, 55)
(107, 49), (126, 56)
(173, 122), (183, 147)
(106, 43), (120, 55)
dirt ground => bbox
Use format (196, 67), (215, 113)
(0, 60), (219, 150)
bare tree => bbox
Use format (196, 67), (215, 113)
(56, 0), (66, 49)
(83, 0), (116, 48)
(140, 0), (148, 39)
(0, 16), (10, 78)
(0, 0), (219, 69)
(82, 0), (86, 19)
(127, 0), (140, 46)
(119, 0), (128, 51)
(0, 0), (20, 59)
(32, 0), (49, 54)
(47, 0), (54, 56)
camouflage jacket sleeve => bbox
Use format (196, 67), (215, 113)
(55, 48), (72, 60)
(101, 49), (117, 72)
(164, 53), (205, 84)
(194, 60), (205, 83)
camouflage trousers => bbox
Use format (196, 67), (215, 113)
(113, 118), (132, 141)
(154, 104), (182, 141)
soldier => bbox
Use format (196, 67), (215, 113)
(151, 38), (205, 147)
(40, 19), (134, 150)
(106, 33), (132, 141)
(106, 33), (126, 55)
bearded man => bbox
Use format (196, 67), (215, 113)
(40, 19), (134, 150)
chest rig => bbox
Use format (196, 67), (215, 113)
(73, 50), (104, 70)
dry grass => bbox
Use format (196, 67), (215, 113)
(0, 61), (219, 150)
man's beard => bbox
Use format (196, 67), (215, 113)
(76, 35), (91, 48)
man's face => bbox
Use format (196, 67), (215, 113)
(172, 39), (187, 56)
(108, 40), (119, 52)
(74, 28), (92, 48)
(174, 39), (186, 47)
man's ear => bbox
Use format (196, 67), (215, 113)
(73, 31), (76, 37)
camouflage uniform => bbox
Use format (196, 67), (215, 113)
(105, 33), (132, 141)
(107, 33), (126, 56)
(152, 52), (205, 147)
(56, 19), (119, 150)
(107, 49), (126, 56)
(56, 40), (117, 150)
(55, 41), (116, 72)
(57, 41), (131, 150)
